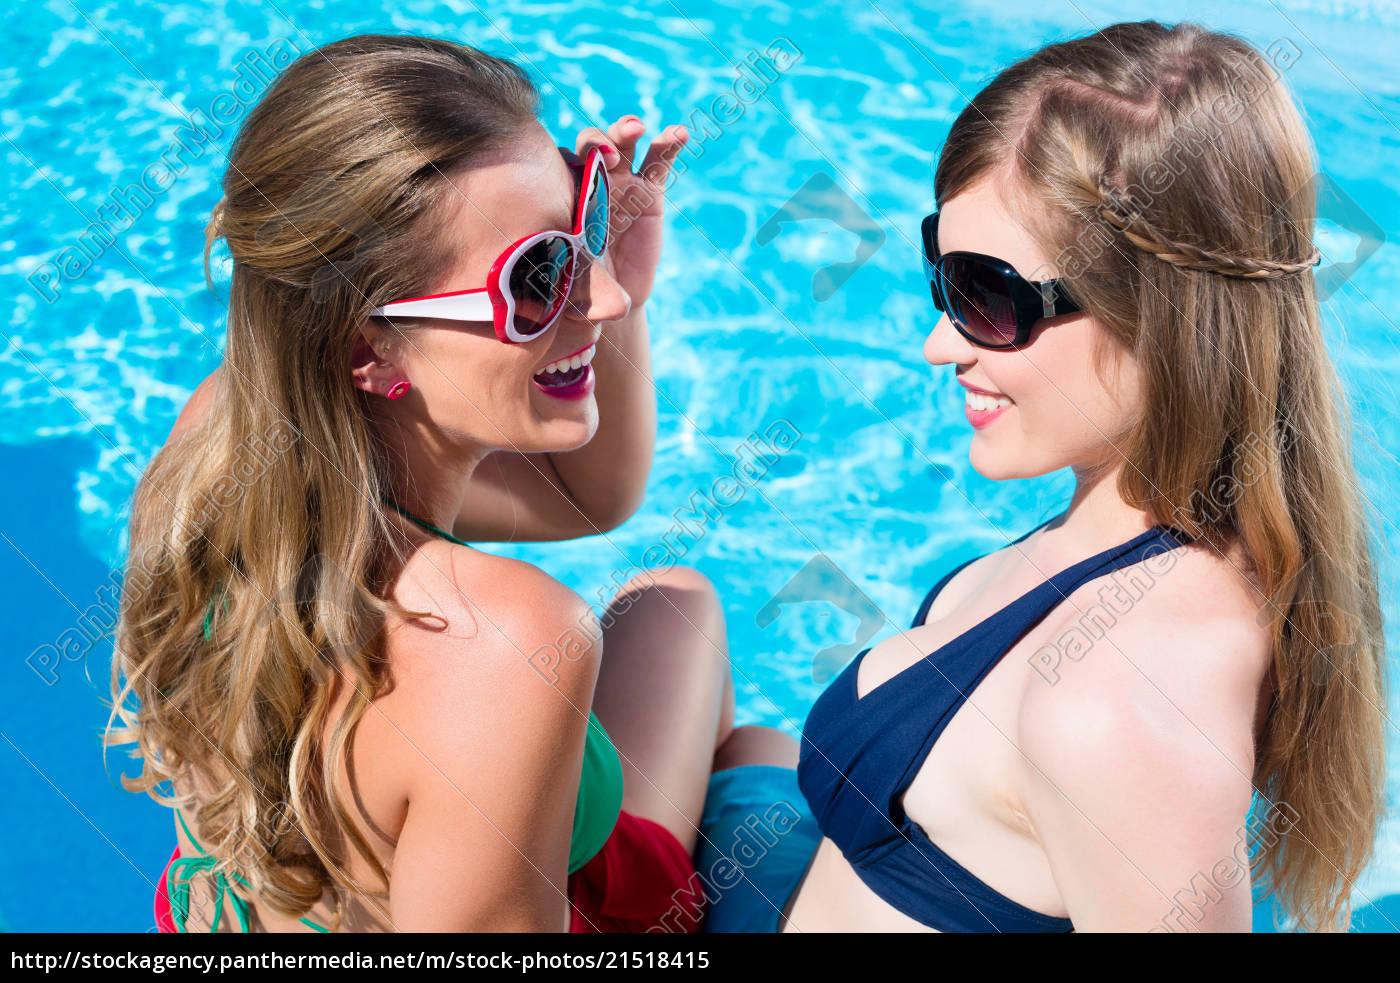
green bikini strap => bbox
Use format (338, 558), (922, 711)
(380, 495), (471, 546)
(169, 808), (248, 934)
(170, 808), (328, 933)
(192, 592), (328, 931)
(201, 586), (229, 642)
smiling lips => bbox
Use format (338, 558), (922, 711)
(960, 380), (1013, 429)
(532, 342), (597, 400)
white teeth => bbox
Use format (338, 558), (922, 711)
(539, 343), (596, 375)
(965, 390), (1013, 412)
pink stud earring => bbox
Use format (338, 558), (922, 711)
(386, 380), (411, 400)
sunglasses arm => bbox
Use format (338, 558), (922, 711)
(1037, 281), (1079, 319)
(369, 291), (495, 322)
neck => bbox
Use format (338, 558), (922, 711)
(368, 404), (490, 538)
(1045, 458), (1156, 551)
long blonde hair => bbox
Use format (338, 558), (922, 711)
(109, 34), (540, 923)
(935, 20), (1387, 931)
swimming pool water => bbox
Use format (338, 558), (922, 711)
(2, 0), (1397, 932)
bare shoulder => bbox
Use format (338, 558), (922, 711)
(371, 545), (603, 927)
(380, 543), (602, 739)
(167, 367), (221, 445)
(1083, 536), (1271, 684)
(1013, 544), (1268, 930)
(1020, 537), (1271, 792)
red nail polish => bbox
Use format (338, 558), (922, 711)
(601, 145), (618, 155)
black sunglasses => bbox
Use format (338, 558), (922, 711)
(920, 212), (1081, 349)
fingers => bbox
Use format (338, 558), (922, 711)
(605, 115), (647, 169)
(574, 117), (690, 188)
(636, 124), (689, 188)
(573, 126), (616, 163)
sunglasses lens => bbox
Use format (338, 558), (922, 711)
(509, 235), (573, 338)
(941, 255), (1018, 347)
(582, 164), (608, 256)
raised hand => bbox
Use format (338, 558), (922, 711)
(573, 116), (689, 310)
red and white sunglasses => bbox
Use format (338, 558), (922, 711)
(370, 145), (611, 343)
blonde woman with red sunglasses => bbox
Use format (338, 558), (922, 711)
(112, 34), (794, 933)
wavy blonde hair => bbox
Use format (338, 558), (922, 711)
(109, 34), (540, 925)
(935, 20), (1387, 931)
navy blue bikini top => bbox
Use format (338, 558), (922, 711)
(796, 521), (1194, 932)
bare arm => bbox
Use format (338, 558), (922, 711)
(452, 118), (688, 543)
(386, 555), (602, 931)
(1019, 606), (1265, 932)
(452, 303), (656, 542)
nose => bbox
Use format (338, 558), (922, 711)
(923, 310), (978, 368)
(562, 253), (631, 325)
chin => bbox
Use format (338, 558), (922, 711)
(538, 412), (598, 453)
(968, 437), (1048, 482)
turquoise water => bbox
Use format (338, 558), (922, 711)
(2, 0), (1397, 932)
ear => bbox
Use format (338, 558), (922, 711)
(349, 320), (399, 397)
